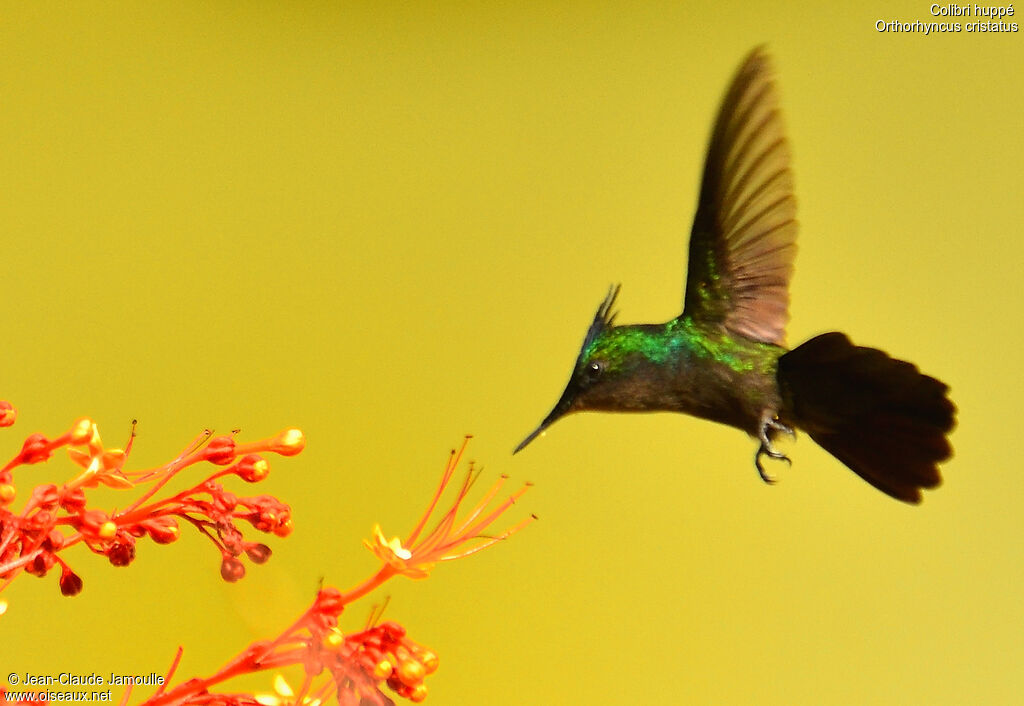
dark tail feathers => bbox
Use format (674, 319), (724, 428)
(778, 332), (956, 503)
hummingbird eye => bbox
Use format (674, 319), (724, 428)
(587, 361), (603, 379)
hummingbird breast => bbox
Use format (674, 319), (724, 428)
(668, 351), (784, 435)
(617, 321), (786, 436)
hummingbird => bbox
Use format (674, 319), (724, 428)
(513, 47), (956, 503)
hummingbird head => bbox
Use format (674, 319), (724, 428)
(515, 285), (663, 454)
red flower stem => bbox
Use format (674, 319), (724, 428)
(122, 461), (198, 514)
(308, 680), (333, 705)
(16, 498), (39, 520)
(143, 640), (312, 706)
(122, 456), (235, 519)
(161, 647), (184, 690)
(0, 526), (20, 558)
(294, 672), (315, 705)
(232, 440), (269, 456)
(0, 552), (37, 580)
(0, 523), (87, 583)
(127, 431), (213, 483)
(121, 470), (233, 524)
(3, 430), (79, 474)
(113, 500), (184, 527)
(179, 516), (224, 551)
(0, 507), (68, 578)
(118, 481), (220, 525)
(338, 566), (396, 606)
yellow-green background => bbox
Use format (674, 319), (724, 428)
(1, 2), (1020, 704)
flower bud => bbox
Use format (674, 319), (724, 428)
(106, 538), (136, 567)
(244, 543), (272, 564)
(397, 658), (425, 686)
(0, 401), (17, 427)
(373, 660), (393, 680)
(43, 529), (65, 551)
(69, 418), (94, 445)
(60, 488), (87, 512)
(144, 517), (180, 544)
(419, 650), (439, 674)
(26, 551), (55, 577)
(79, 509), (111, 536)
(270, 428), (305, 456)
(388, 681), (413, 699)
(380, 621), (406, 640)
(220, 556), (246, 582)
(322, 628), (345, 649)
(409, 683), (428, 703)
(18, 433), (51, 464)
(29, 510), (54, 531)
(59, 568), (83, 596)
(273, 518), (293, 538)
(313, 587), (345, 617)
(214, 490), (239, 514)
(234, 454), (269, 483)
(98, 521), (118, 540)
(205, 435), (237, 465)
(32, 484), (60, 509)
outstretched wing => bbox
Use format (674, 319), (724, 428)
(681, 46), (797, 346)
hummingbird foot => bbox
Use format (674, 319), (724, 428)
(754, 415), (794, 484)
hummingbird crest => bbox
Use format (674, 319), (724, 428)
(579, 284), (621, 364)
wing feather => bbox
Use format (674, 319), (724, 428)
(682, 47), (797, 345)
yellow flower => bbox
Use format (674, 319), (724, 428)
(360, 439), (534, 585)
(66, 422), (133, 489)
(364, 524), (433, 579)
(254, 674), (321, 706)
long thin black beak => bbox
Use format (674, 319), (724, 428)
(513, 418), (554, 454)
(513, 390), (575, 454)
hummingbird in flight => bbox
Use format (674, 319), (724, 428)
(514, 47), (956, 503)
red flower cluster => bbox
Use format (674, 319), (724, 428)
(2, 392), (532, 706)
(142, 588), (438, 706)
(0, 400), (304, 598)
(133, 437), (533, 706)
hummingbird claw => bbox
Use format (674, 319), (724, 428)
(754, 449), (777, 484)
(754, 444), (791, 484)
(755, 414), (794, 485)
